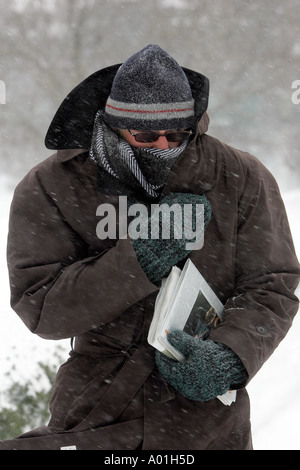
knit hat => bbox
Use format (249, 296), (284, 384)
(104, 44), (195, 130)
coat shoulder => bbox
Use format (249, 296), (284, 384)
(201, 134), (279, 191)
(14, 151), (90, 196)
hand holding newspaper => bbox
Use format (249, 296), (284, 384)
(148, 259), (236, 406)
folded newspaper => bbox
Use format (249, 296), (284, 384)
(148, 258), (236, 406)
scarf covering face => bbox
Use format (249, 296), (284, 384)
(90, 111), (188, 198)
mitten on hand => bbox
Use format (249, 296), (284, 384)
(155, 330), (248, 402)
(131, 192), (211, 283)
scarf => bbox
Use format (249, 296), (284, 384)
(89, 111), (188, 198)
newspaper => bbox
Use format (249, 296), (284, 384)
(148, 258), (236, 406)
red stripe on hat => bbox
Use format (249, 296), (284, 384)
(106, 104), (194, 114)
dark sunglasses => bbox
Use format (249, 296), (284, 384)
(128, 129), (193, 143)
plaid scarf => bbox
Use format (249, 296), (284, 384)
(90, 111), (188, 198)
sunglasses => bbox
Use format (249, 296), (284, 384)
(128, 129), (193, 143)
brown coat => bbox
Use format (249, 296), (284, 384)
(3, 66), (300, 450)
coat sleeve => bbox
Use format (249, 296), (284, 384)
(209, 158), (300, 382)
(7, 168), (158, 340)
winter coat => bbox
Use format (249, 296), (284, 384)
(2, 64), (299, 450)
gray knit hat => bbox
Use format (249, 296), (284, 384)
(104, 44), (195, 130)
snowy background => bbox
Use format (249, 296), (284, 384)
(0, 0), (299, 451)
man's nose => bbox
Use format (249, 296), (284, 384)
(152, 135), (170, 149)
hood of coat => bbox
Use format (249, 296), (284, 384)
(44, 63), (209, 151)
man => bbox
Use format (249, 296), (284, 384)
(2, 45), (299, 450)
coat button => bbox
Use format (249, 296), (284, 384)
(256, 325), (268, 335)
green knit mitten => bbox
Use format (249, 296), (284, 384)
(155, 330), (248, 402)
(131, 192), (211, 284)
